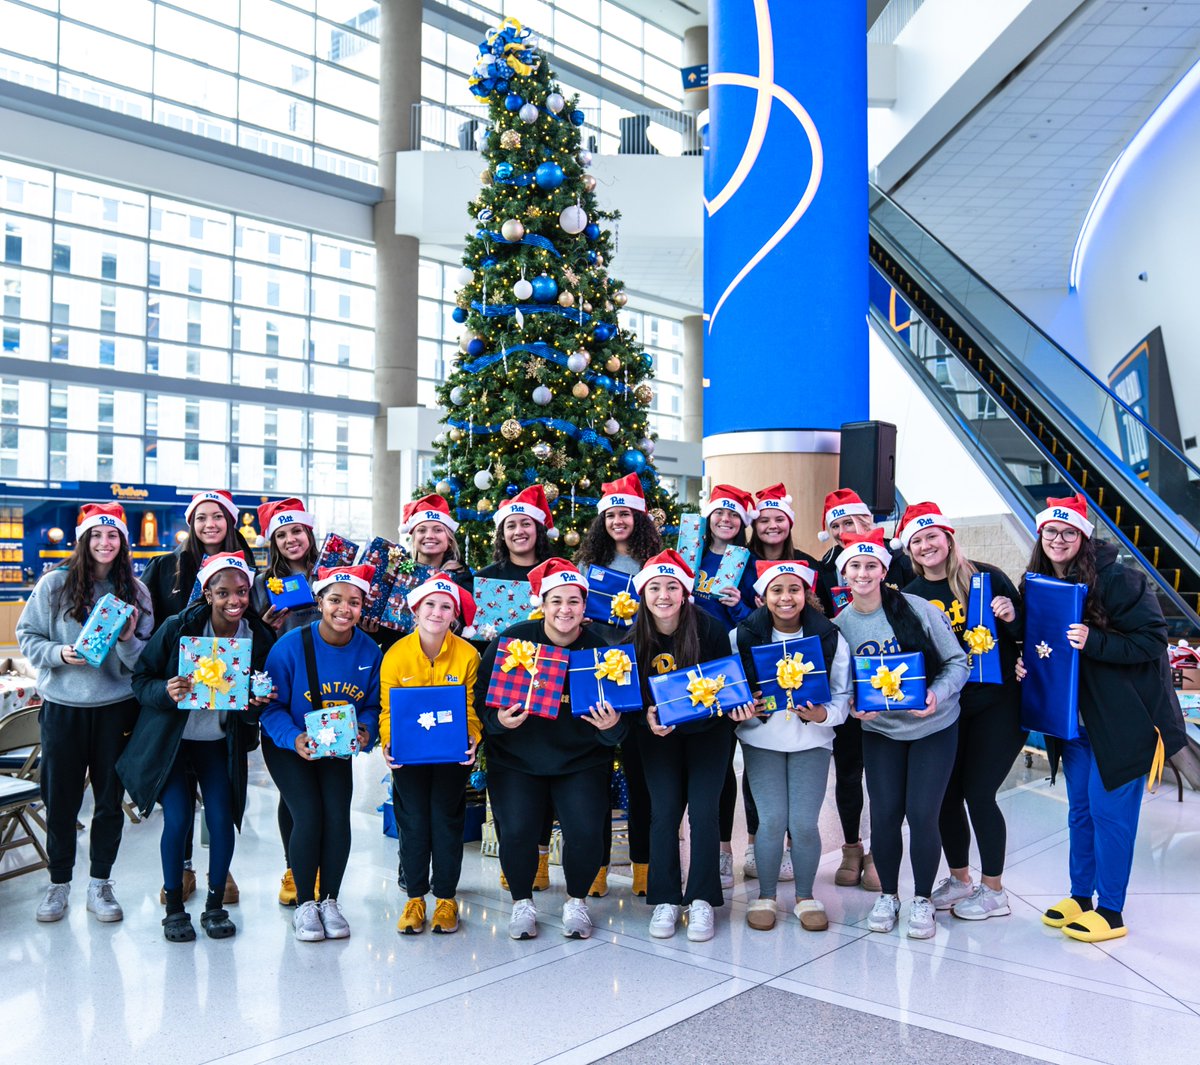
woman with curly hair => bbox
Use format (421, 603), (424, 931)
(476, 485), (556, 582)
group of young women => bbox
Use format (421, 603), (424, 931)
(16, 473), (1184, 947)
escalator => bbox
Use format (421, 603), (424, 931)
(867, 184), (1200, 633)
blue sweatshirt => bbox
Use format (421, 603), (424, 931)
(693, 547), (758, 627)
(259, 622), (382, 752)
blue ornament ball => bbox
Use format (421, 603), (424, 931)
(586, 250), (598, 264)
(640, 352), (653, 370)
(451, 307), (467, 323)
(594, 374), (613, 391)
(620, 448), (648, 474)
(570, 109), (585, 126)
(530, 274), (559, 303)
(506, 483), (519, 497)
(494, 162), (514, 181)
(579, 429), (601, 448)
(584, 223), (600, 241)
(467, 337), (485, 356)
(505, 93), (524, 111)
(481, 256), (498, 269)
(478, 207), (494, 223)
(469, 770), (487, 791)
(534, 161), (565, 190)
(594, 322), (615, 342)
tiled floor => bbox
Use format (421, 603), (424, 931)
(1, 751), (1196, 1065)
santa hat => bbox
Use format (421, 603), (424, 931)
(835, 529), (893, 575)
(313, 564), (375, 596)
(75, 503), (128, 542)
(752, 559), (817, 598)
(701, 484), (756, 524)
(754, 483), (794, 526)
(197, 551), (253, 590)
(401, 494), (459, 534)
(817, 489), (872, 543)
(257, 497), (315, 542)
(632, 549), (695, 597)
(407, 572), (478, 637)
(185, 489), (239, 524)
(892, 502), (955, 551)
(494, 485), (555, 531)
(1035, 493), (1094, 539)
(527, 557), (588, 604)
(597, 473), (646, 514)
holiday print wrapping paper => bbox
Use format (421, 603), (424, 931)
(316, 532), (360, 572)
(304, 705), (359, 758)
(73, 593), (134, 668)
(473, 578), (536, 640)
(177, 636), (252, 711)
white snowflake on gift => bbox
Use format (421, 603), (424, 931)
(316, 726), (337, 747)
(418, 711), (436, 731)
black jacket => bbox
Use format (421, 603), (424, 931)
(141, 532), (257, 635)
(117, 600), (276, 826)
(733, 603), (841, 698)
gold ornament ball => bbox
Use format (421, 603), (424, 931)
(564, 529), (580, 548)
(501, 418), (523, 440)
(578, 477), (592, 489)
(500, 129), (521, 149)
(605, 301), (614, 312)
(582, 301), (592, 312)
(635, 383), (654, 405)
(649, 507), (666, 529)
(572, 381), (590, 399)
(613, 291), (628, 307)
(596, 254), (605, 266)
(477, 498), (494, 514)
(449, 427), (464, 442)
(604, 356), (621, 373)
(501, 218), (525, 241)
(456, 293), (470, 309)
(576, 348), (591, 365)
(557, 291), (575, 308)
(543, 483), (560, 502)
(481, 169), (493, 185)
(581, 175), (596, 193)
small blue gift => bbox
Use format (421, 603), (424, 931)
(305, 705), (359, 758)
(1020, 573), (1087, 740)
(674, 513), (705, 586)
(473, 577), (536, 640)
(178, 636), (253, 711)
(750, 635), (831, 715)
(568, 647), (643, 715)
(712, 545), (751, 595)
(649, 654), (754, 727)
(265, 573), (315, 611)
(964, 571), (1002, 684)
(583, 564), (641, 629)
(387, 685), (468, 765)
(74, 593), (135, 667)
(251, 671), (272, 698)
(852, 652), (926, 712)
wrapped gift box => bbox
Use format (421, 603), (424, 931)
(583, 564), (641, 629)
(853, 652), (926, 712)
(387, 685), (469, 765)
(649, 654), (754, 727)
(485, 638), (569, 719)
(73, 593), (135, 667)
(750, 635), (831, 714)
(316, 532), (360, 572)
(265, 572), (315, 612)
(674, 513), (705, 586)
(568, 647), (643, 715)
(830, 586), (853, 616)
(251, 671), (272, 698)
(305, 705), (359, 758)
(178, 636), (253, 711)
(712, 545), (752, 595)
(473, 578), (536, 641)
(358, 537), (407, 623)
(964, 571), (1002, 684)
(1020, 573), (1087, 740)
(378, 560), (433, 632)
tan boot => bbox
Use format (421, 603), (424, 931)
(589, 867), (609, 898)
(835, 843), (864, 887)
(533, 851), (550, 891)
(631, 862), (649, 897)
(861, 852), (881, 893)
(161, 867), (197, 906)
(223, 872), (239, 906)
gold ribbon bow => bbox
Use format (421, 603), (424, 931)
(963, 625), (995, 657)
(686, 670), (726, 713)
(266, 577), (284, 594)
(194, 644), (232, 710)
(609, 591), (640, 622)
(594, 649), (633, 686)
(870, 661), (910, 704)
(502, 640), (538, 676)
(776, 652), (815, 716)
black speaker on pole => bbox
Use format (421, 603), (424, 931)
(839, 421), (896, 513)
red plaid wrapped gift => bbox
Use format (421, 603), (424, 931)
(484, 638), (569, 719)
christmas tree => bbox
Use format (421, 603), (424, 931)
(429, 17), (679, 561)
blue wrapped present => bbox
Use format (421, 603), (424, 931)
(178, 636), (253, 711)
(251, 671), (272, 698)
(473, 577), (536, 640)
(74, 593), (135, 667)
(964, 571), (1001, 684)
(265, 572), (315, 611)
(750, 635), (831, 715)
(649, 654), (754, 727)
(358, 537), (406, 623)
(568, 647), (643, 715)
(674, 513), (705, 586)
(583, 564), (641, 628)
(316, 532), (359, 571)
(830, 586), (853, 616)
(1020, 573), (1087, 740)
(378, 561), (433, 633)
(852, 652), (926, 712)
(712, 544), (751, 594)
(305, 705), (359, 758)
(387, 685), (468, 765)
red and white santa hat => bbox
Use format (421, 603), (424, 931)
(701, 484), (756, 524)
(313, 564), (375, 596)
(186, 489), (239, 524)
(891, 502), (955, 551)
(257, 497), (315, 542)
(494, 484), (555, 532)
(835, 529), (893, 575)
(817, 489), (872, 543)
(197, 550), (253, 589)
(401, 494), (459, 534)
(1035, 493), (1094, 539)
(407, 571), (478, 637)
(597, 473), (646, 514)
(76, 503), (129, 542)
(632, 549), (695, 597)
(527, 557), (588, 604)
(754, 483), (794, 526)
(752, 559), (817, 598)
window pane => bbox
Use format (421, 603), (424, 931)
(236, 219), (310, 270)
(155, 7), (239, 71)
(59, 22), (154, 93)
(239, 81), (314, 140)
(241, 0), (315, 55)
(240, 37), (314, 99)
(154, 54), (238, 116)
(316, 63), (377, 120)
(149, 244), (232, 301)
(151, 198), (233, 253)
(314, 105), (375, 159)
(0, 1), (59, 62)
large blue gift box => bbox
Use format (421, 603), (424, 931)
(649, 654), (754, 727)
(473, 577), (536, 640)
(583, 564), (641, 629)
(1020, 573), (1087, 740)
(712, 545), (751, 595)
(750, 635), (831, 714)
(568, 647), (643, 715)
(674, 513), (705, 586)
(305, 705), (359, 758)
(265, 573), (315, 612)
(178, 636), (253, 711)
(852, 652), (927, 712)
(387, 685), (468, 765)
(74, 593), (134, 667)
(964, 571), (1002, 684)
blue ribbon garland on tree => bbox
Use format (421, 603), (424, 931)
(446, 415), (615, 453)
(482, 229), (564, 258)
(458, 340), (627, 394)
(470, 301), (593, 326)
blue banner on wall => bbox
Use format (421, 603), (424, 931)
(1108, 343), (1152, 480)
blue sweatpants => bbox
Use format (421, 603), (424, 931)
(160, 739), (235, 896)
(1060, 729), (1144, 912)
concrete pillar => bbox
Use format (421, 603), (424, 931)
(372, 0), (423, 537)
(681, 313), (704, 444)
(681, 25), (708, 153)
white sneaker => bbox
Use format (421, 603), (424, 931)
(952, 885), (1012, 921)
(649, 903), (681, 938)
(719, 851), (734, 889)
(778, 849), (794, 883)
(319, 897), (351, 939)
(293, 900), (325, 942)
(86, 878), (123, 922)
(509, 898), (538, 940)
(931, 875), (974, 911)
(686, 900), (715, 942)
(867, 893), (900, 933)
(36, 882), (70, 923)
(742, 845), (757, 879)
(907, 896), (936, 939)
(562, 897), (593, 939)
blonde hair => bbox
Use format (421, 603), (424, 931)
(911, 529), (976, 606)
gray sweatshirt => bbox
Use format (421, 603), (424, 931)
(832, 593), (968, 740)
(15, 567), (154, 706)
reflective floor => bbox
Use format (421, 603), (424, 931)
(1, 751), (1197, 1065)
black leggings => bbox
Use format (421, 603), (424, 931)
(862, 722), (958, 898)
(262, 739), (353, 901)
(718, 739), (759, 842)
(832, 714), (865, 845)
(604, 736), (650, 865)
(940, 699), (1027, 877)
(393, 763), (468, 899)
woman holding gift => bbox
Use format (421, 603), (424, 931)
(748, 484), (835, 617)
(17, 503), (154, 925)
(402, 494), (472, 590)
(1018, 495), (1184, 942)
(897, 503), (1026, 920)
(832, 530), (968, 940)
(119, 552), (275, 942)
(381, 573), (481, 935)
(259, 565), (382, 943)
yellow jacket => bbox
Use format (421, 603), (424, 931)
(378, 629), (482, 751)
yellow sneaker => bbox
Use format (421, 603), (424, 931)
(533, 851), (550, 892)
(589, 867), (609, 898)
(431, 898), (460, 934)
(500, 869), (509, 891)
(397, 897), (426, 935)
(278, 869), (297, 907)
(314, 871), (321, 901)
(631, 863), (648, 897)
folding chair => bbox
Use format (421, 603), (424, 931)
(0, 705), (49, 881)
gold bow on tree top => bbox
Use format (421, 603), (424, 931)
(609, 591), (640, 622)
(870, 661), (910, 703)
(266, 577), (284, 594)
(594, 649), (633, 686)
(194, 655), (232, 695)
(502, 640), (539, 676)
(686, 670), (726, 712)
(963, 625), (995, 656)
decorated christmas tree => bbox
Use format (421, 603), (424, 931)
(428, 18), (679, 561)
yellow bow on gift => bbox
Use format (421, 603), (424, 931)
(194, 654), (232, 709)
(594, 649), (633, 686)
(870, 661), (910, 703)
(776, 652), (815, 717)
(266, 577), (284, 594)
(686, 670), (726, 713)
(502, 640), (539, 676)
(963, 625), (995, 656)
(610, 591), (640, 622)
